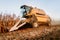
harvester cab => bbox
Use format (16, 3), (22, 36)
(20, 5), (32, 18)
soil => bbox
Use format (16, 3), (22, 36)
(0, 25), (60, 40)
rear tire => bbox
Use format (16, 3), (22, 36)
(33, 22), (38, 27)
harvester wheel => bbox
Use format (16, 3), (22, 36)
(49, 23), (51, 27)
(33, 22), (38, 27)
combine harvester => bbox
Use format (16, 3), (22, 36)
(9, 5), (51, 32)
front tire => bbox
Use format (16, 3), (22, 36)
(33, 22), (38, 27)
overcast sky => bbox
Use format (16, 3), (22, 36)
(0, 0), (60, 20)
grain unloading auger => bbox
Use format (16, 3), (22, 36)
(9, 5), (51, 32)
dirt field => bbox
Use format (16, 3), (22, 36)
(0, 25), (60, 40)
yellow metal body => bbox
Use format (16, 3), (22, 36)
(26, 8), (51, 24)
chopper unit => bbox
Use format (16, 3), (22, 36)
(9, 5), (51, 31)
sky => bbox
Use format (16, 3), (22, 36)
(0, 0), (60, 20)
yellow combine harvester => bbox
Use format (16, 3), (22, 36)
(9, 5), (51, 31)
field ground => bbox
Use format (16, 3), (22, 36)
(0, 25), (60, 40)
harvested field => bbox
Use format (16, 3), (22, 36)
(0, 25), (60, 40)
(0, 14), (60, 40)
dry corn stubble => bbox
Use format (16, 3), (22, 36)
(0, 14), (20, 33)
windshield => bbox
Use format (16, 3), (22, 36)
(20, 5), (31, 13)
(25, 7), (30, 12)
